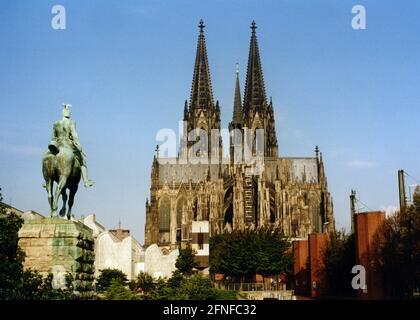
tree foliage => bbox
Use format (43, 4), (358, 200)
(0, 189), (24, 299)
(174, 274), (217, 300)
(148, 277), (174, 300)
(166, 269), (184, 289)
(96, 268), (128, 292)
(210, 226), (293, 280)
(127, 270), (231, 300)
(322, 230), (356, 297)
(175, 244), (199, 275)
(14, 270), (75, 300)
(371, 187), (420, 299)
(129, 271), (155, 295)
(105, 279), (139, 300)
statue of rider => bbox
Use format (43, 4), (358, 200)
(47, 104), (94, 188)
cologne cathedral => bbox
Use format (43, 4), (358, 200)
(144, 20), (335, 248)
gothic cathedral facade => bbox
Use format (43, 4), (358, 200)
(144, 20), (335, 248)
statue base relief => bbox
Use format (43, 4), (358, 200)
(18, 217), (95, 295)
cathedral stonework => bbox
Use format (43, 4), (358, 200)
(144, 20), (335, 248)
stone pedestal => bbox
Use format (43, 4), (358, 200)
(18, 218), (95, 294)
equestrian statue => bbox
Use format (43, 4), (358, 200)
(42, 104), (94, 219)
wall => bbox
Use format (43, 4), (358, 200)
(292, 239), (309, 296)
(355, 211), (385, 299)
(308, 233), (328, 299)
(95, 231), (143, 280)
(144, 244), (179, 279)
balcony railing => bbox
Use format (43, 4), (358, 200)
(215, 282), (287, 292)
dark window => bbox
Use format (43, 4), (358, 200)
(159, 197), (170, 232)
(198, 233), (204, 250)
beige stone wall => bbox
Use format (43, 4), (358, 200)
(18, 218), (95, 291)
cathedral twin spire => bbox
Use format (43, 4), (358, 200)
(185, 19), (278, 158)
(184, 19), (221, 159)
(243, 20), (268, 117)
(189, 19), (215, 112)
(189, 19), (268, 114)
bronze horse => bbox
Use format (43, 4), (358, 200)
(42, 145), (81, 219)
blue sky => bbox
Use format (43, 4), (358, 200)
(1, 0), (419, 242)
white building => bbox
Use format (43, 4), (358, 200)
(80, 214), (105, 237)
(144, 244), (178, 279)
(80, 214), (144, 281)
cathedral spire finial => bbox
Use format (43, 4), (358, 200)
(251, 20), (257, 34)
(155, 145), (160, 158)
(199, 19), (205, 34)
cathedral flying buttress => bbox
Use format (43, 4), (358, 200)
(144, 20), (335, 248)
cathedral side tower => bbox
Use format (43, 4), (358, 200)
(181, 19), (222, 162)
(229, 64), (243, 166)
(242, 21), (278, 159)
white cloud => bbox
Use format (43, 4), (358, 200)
(380, 205), (398, 217)
(345, 160), (377, 168)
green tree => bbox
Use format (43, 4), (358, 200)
(167, 270), (184, 290)
(96, 268), (128, 292)
(12, 270), (72, 300)
(175, 244), (199, 275)
(129, 271), (155, 295)
(105, 279), (139, 300)
(322, 230), (356, 297)
(372, 188), (420, 299)
(210, 226), (293, 284)
(174, 274), (217, 300)
(129, 270), (236, 300)
(254, 227), (294, 277)
(149, 277), (173, 300)
(14, 269), (44, 299)
(0, 188), (25, 299)
(214, 288), (237, 300)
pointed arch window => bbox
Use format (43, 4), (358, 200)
(177, 197), (186, 228)
(159, 197), (171, 232)
(252, 127), (264, 156)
